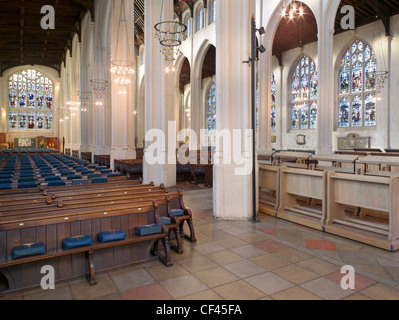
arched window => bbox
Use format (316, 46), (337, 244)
(206, 83), (216, 132)
(195, 5), (205, 32)
(8, 69), (54, 131)
(183, 14), (192, 38)
(208, 0), (216, 24)
(290, 56), (318, 130)
(271, 73), (277, 131)
(338, 39), (377, 127)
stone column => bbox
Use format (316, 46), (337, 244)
(110, 0), (136, 169)
(143, 0), (177, 187)
(316, 27), (334, 154)
(213, 0), (255, 220)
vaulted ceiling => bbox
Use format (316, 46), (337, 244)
(0, 0), (94, 76)
(272, 0), (399, 64)
(2, 1), (399, 76)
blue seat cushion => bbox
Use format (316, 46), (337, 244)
(101, 169), (113, 174)
(92, 177), (108, 184)
(97, 230), (126, 243)
(18, 178), (36, 183)
(108, 173), (122, 177)
(47, 181), (66, 187)
(61, 171), (75, 177)
(12, 242), (46, 260)
(81, 170), (94, 175)
(0, 179), (12, 184)
(19, 173), (34, 178)
(62, 235), (93, 250)
(88, 173), (102, 179)
(67, 175), (82, 180)
(136, 224), (163, 236)
(0, 184), (12, 190)
(45, 176), (61, 181)
(95, 166), (107, 171)
(0, 175), (13, 179)
(171, 209), (185, 217)
(72, 179), (89, 186)
(159, 217), (173, 225)
(18, 182), (38, 189)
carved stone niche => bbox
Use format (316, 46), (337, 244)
(337, 133), (370, 150)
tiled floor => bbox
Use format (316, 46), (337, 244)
(4, 182), (399, 300)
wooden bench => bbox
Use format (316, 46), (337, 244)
(0, 182), (196, 294)
(311, 154), (359, 174)
(277, 166), (327, 231)
(0, 201), (172, 294)
(274, 151), (314, 169)
(325, 172), (399, 251)
(258, 163), (280, 217)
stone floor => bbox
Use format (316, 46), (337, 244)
(3, 182), (399, 300)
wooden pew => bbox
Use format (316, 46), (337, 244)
(359, 155), (399, 176)
(0, 201), (172, 294)
(277, 166), (327, 230)
(258, 163), (280, 217)
(274, 151), (314, 169)
(325, 172), (399, 251)
(0, 185), (196, 294)
(311, 154), (359, 174)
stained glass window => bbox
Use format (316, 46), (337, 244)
(8, 69), (54, 131)
(271, 73), (277, 131)
(209, 0), (216, 24)
(338, 40), (377, 127)
(290, 56), (318, 130)
(196, 5), (205, 32)
(206, 83), (216, 132)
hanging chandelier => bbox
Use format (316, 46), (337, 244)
(91, 2), (108, 102)
(111, 0), (135, 91)
(281, 1), (304, 19)
(154, 0), (187, 64)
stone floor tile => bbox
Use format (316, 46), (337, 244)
(146, 263), (190, 282)
(205, 250), (245, 265)
(194, 267), (239, 288)
(272, 264), (319, 285)
(250, 254), (291, 270)
(360, 283), (399, 300)
(300, 277), (354, 300)
(110, 268), (156, 292)
(271, 286), (322, 300)
(224, 260), (267, 279)
(230, 244), (268, 259)
(245, 272), (295, 295)
(213, 280), (266, 300)
(122, 283), (173, 300)
(70, 277), (118, 300)
(160, 274), (208, 299)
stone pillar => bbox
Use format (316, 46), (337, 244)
(110, 0), (136, 169)
(143, 0), (177, 187)
(316, 27), (334, 154)
(213, 0), (255, 220)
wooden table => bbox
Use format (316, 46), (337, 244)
(359, 155), (399, 176)
(275, 151), (314, 168)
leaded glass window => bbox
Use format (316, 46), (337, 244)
(209, 0), (216, 24)
(196, 5), (205, 32)
(338, 40), (377, 127)
(290, 56), (318, 130)
(271, 73), (277, 131)
(8, 69), (54, 131)
(206, 83), (216, 132)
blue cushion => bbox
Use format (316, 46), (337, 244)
(159, 217), (173, 225)
(19, 173), (34, 178)
(92, 177), (108, 184)
(129, 168), (142, 173)
(18, 182), (37, 189)
(0, 175), (13, 180)
(0, 179), (12, 184)
(62, 235), (93, 250)
(80, 171), (93, 175)
(101, 169), (113, 174)
(45, 176), (61, 181)
(95, 166), (107, 171)
(67, 175), (82, 180)
(171, 209), (185, 217)
(0, 184), (12, 190)
(75, 167), (87, 172)
(88, 173), (101, 179)
(108, 173), (122, 177)
(12, 242), (46, 259)
(97, 230), (126, 243)
(61, 171), (75, 177)
(18, 178), (36, 183)
(47, 181), (66, 187)
(136, 224), (163, 236)
(72, 179), (89, 186)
